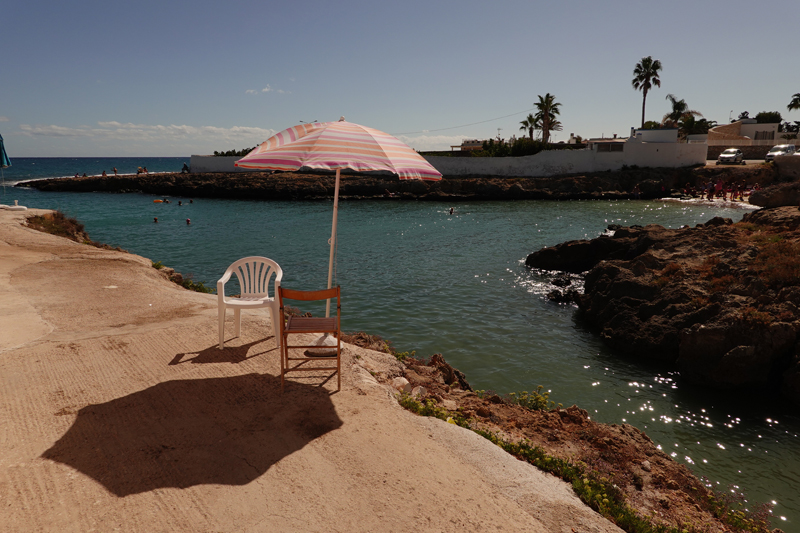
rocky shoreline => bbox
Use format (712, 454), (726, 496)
(18, 208), (781, 532)
(357, 350), (772, 533)
(526, 205), (800, 407)
(18, 164), (777, 201)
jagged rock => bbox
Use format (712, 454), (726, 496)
(428, 353), (472, 391)
(526, 206), (800, 405)
(750, 181), (800, 208)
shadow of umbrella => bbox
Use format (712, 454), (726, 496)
(41, 373), (342, 497)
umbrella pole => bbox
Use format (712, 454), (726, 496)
(325, 168), (341, 318)
(307, 168), (340, 356)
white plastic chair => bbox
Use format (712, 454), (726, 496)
(217, 257), (283, 349)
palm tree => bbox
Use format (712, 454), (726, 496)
(533, 93), (562, 145)
(519, 113), (539, 141)
(631, 56), (663, 129)
(662, 94), (703, 127)
(789, 93), (800, 112)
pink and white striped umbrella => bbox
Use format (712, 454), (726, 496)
(234, 119), (442, 180)
(234, 119), (441, 319)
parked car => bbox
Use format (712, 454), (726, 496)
(765, 144), (797, 162)
(717, 148), (745, 165)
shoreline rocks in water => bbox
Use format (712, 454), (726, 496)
(361, 350), (762, 533)
(17, 164), (778, 202)
(526, 205), (800, 406)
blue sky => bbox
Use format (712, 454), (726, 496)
(3, 0), (798, 157)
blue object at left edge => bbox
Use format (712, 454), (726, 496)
(0, 134), (10, 168)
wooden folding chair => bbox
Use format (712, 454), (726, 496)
(278, 286), (341, 392)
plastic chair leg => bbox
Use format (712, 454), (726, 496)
(234, 308), (241, 337)
(270, 304), (281, 349)
(218, 305), (226, 349)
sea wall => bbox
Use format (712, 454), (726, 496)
(191, 143), (707, 178)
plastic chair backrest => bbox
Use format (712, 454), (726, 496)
(226, 257), (283, 298)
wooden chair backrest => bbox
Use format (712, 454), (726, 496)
(279, 286), (340, 303)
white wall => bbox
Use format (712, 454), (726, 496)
(624, 142), (707, 168)
(740, 123), (779, 139)
(425, 143), (706, 177)
(634, 129), (678, 143)
(191, 143), (707, 178)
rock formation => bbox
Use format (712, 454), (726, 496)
(526, 206), (800, 406)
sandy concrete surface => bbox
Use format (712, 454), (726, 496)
(0, 208), (622, 532)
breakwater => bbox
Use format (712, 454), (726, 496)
(18, 165), (777, 202)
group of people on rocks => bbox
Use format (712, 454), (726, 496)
(683, 179), (760, 201)
(73, 167), (119, 178)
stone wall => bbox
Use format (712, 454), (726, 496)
(708, 122), (744, 142)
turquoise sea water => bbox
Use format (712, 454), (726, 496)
(4, 159), (799, 530)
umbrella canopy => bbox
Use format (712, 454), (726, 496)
(234, 119), (441, 180)
(235, 119), (442, 317)
(0, 134), (10, 169)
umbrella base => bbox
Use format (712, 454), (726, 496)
(304, 333), (338, 357)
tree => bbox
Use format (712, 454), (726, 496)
(755, 111), (783, 124)
(677, 116), (717, 137)
(736, 111), (750, 121)
(788, 93), (800, 112)
(780, 121), (800, 134)
(662, 94), (702, 127)
(631, 56), (663, 129)
(533, 93), (562, 145)
(518, 113), (539, 141)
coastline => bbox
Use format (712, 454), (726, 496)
(17, 164), (777, 202)
(0, 208), (625, 532)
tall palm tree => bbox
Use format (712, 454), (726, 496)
(519, 113), (539, 141)
(534, 93), (562, 145)
(789, 93), (800, 112)
(662, 94), (703, 127)
(631, 56), (663, 129)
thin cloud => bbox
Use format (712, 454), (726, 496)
(245, 89), (257, 94)
(0, 116), (9, 122)
(261, 85), (272, 93)
(20, 121), (277, 144)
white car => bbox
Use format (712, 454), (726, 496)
(717, 148), (745, 165)
(765, 144), (797, 162)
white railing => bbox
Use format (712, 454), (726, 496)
(707, 139), (794, 146)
